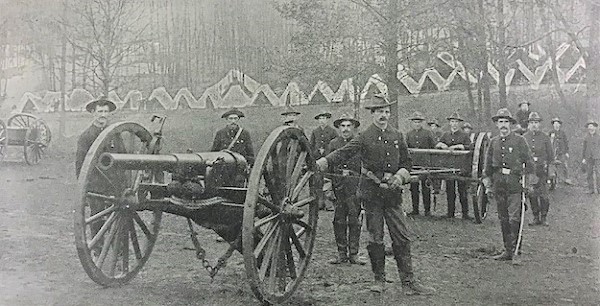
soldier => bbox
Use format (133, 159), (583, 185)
(316, 94), (435, 295)
(310, 111), (338, 211)
(211, 108), (254, 166)
(523, 112), (554, 226)
(548, 117), (573, 185)
(582, 120), (600, 194)
(435, 111), (472, 219)
(326, 113), (365, 265)
(515, 101), (531, 135)
(281, 107), (302, 129)
(406, 111), (436, 216)
(462, 122), (476, 144)
(482, 108), (535, 264)
(427, 118), (443, 194)
(75, 97), (117, 178)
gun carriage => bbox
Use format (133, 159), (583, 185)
(74, 115), (322, 304)
(408, 132), (490, 223)
(0, 113), (51, 164)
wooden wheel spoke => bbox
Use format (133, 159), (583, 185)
(267, 227), (283, 292)
(285, 140), (299, 188)
(259, 227), (280, 280)
(291, 195), (316, 209)
(287, 151), (306, 197)
(289, 228), (306, 259)
(283, 227), (297, 280)
(291, 171), (313, 200)
(95, 215), (121, 268)
(107, 218), (123, 276)
(254, 213), (279, 228)
(295, 226), (306, 239)
(121, 216), (130, 273)
(132, 212), (153, 240)
(85, 204), (116, 225)
(254, 219), (280, 258)
(86, 192), (116, 201)
(88, 212), (117, 249)
(129, 217), (143, 261)
(257, 194), (281, 213)
(94, 166), (118, 190)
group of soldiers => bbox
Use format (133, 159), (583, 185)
(76, 95), (599, 296)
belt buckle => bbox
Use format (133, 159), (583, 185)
(533, 157), (539, 162)
(501, 168), (511, 175)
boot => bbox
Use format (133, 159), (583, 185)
(409, 184), (420, 215)
(510, 220), (522, 265)
(328, 252), (349, 264)
(494, 221), (513, 261)
(348, 224), (365, 265)
(540, 198), (550, 226)
(540, 215), (549, 227)
(393, 244), (436, 295)
(528, 214), (540, 226)
(367, 244), (386, 293)
(492, 250), (512, 261)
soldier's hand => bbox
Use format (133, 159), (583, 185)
(315, 158), (328, 172)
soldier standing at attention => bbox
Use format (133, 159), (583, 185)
(406, 111), (436, 216)
(482, 108), (535, 265)
(75, 97), (117, 178)
(435, 111), (472, 219)
(281, 107), (302, 129)
(211, 108), (255, 166)
(310, 111), (338, 211)
(316, 94), (436, 295)
(523, 112), (554, 226)
(326, 114), (365, 265)
(582, 120), (600, 194)
(548, 117), (573, 185)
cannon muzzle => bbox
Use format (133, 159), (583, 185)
(98, 151), (247, 172)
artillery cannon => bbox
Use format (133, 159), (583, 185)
(74, 117), (322, 304)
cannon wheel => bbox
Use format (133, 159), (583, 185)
(0, 120), (7, 162)
(7, 112), (39, 128)
(24, 118), (51, 165)
(74, 122), (162, 286)
(471, 132), (490, 224)
(242, 126), (322, 304)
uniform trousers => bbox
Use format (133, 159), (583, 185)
(585, 158), (600, 193)
(495, 192), (523, 253)
(332, 186), (362, 257)
(446, 179), (468, 217)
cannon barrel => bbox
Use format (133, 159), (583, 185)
(98, 151), (247, 172)
(408, 148), (471, 156)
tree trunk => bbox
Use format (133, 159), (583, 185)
(478, 0), (492, 120)
(587, 2), (600, 114)
(385, 0), (400, 129)
(496, 0), (507, 109)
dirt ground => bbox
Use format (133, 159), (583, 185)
(1, 154), (599, 306)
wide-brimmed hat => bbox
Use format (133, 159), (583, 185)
(528, 112), (542, 122)
(408, 111), (425, 121)
(281, 107), (301, 116)
(221, 108), (245, 118)
(550, 117), (562, 124)
(85, 97), (117, 113)
(491, 108), (517, 123)
(518, 101), (531, 107)
(314, 111), (332, 120)
(427, 118), (440, 127)
(333, 113), (360, 128)
(586, 120), (598, 128)
(364, 93), (396, 110)
(446, 111), (464, 122)
(462, 122), (473, 130)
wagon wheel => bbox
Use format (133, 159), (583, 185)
(23, 119), (51, 165)
(74, 122), (162, 286)
(242, 126), (322, 304)
(7, 113), (39, 128)
(471, 132), (490, 224)
(0, 120), (7, 162)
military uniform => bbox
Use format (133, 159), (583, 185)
(483, 108), (534, 260)
(582, 122), (600, 193)
(211, 125), (255, 165)
(310, 125), (338, 159)
(523, 128), (553, 225)
(548, 119), (571, 184)
(325, 123), (419, 287)
(76, 124), (105, 178)
(438, 129), (472, 218)
(327, 135), (362, 263)
(406, 126), (436, 215)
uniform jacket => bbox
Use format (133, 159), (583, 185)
(548, 129), (569, 155)
(211, 125), (255, 165)
(76, 124), (104, 178)
(326, 136), (361, 194)
(523, 130), (554, 177)
(516, 110), (531, 129)
(406, 128), (436, 149)
(431, 130), (443, 143)
(325, 123), (411, 199)
(310, 125), (338, 159)
(439, 129), (472, 149)
(483, 132), (534, 193)
(582, 132), (600, 160)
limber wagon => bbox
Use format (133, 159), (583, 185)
(74, 115), (323, 304)
(408, 132), (491, 223)
(0, 113), (51, 164)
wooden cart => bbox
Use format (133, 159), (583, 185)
(0, 113), (51, 165)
